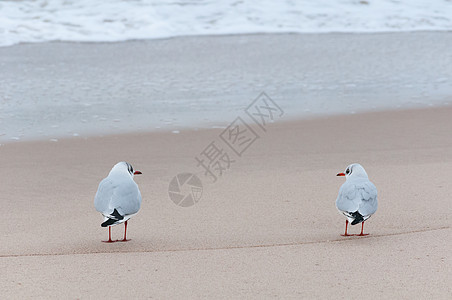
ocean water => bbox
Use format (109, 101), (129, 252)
(1, 32), (451, 144)
(0, 0), (451, 47)
(1, 2), (452, 143)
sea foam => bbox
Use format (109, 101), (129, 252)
(0, 0), (451, 47)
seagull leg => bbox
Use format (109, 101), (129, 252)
(341, 220), (353, 236)
(118, 220), (131, 242)
(357, 221), (369, 236)
(102, 226), (116, 243)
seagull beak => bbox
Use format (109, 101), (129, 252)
(134, 171), (142, 175)
(336, 173), (345, 176)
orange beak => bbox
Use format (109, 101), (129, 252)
(336, 172), (345, 176)
(134, 171), (142, 175)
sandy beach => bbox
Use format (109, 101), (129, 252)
(2, 0), (452, 297)
(1, 104), (451, 298)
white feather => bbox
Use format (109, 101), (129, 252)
(94, 162), (142, 225)
(336, 163), (378, 223)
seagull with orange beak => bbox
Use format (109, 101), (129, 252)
(94, 162), (142, 242)
(336, 163), (378, 236)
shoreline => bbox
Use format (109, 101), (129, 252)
(1, 104), (451, 146)
(2, 29), (452, 49)
(2, 31), (452, 144)
(1, 30), (451, 298)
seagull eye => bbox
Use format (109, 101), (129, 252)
(346, 169), (350, 174)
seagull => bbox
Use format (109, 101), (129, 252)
(94, 162), (142, 243)
(336, 163), (377, 236)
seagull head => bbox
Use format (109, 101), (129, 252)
(110, 161), (142, 178)
(337, 163), (368, 180)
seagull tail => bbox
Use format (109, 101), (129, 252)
(101, 209), (124, 227)
(101, 218), (118, 227)
(350, 211), (365, 225)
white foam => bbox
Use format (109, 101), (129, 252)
(0, 0), (451, 47)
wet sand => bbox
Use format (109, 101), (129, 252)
(2, 31), (452, 143)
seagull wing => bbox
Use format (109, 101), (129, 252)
(94, 177), (115, 215)
(336, 181), (360, 213)
(336, 179), (378, 217)
(94, 175), (142, 217)
(109, 176), (142, 216)
(357, 181), (378, 217)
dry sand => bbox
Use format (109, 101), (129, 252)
(1, 106), (451, 298)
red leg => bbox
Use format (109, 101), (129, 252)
(357, 221), (369, 236)
(341, 220), (353, 236)
(117, 220), (131, 242)
(102, 226), (116, 243)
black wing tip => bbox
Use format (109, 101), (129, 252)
(349, 211), (365, 225)
(101, 218), (116, 227)
(101, 209), (124, 227)
(110, 209), (124, 220)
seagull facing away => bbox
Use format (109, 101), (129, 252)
(94, 162), (142, 243)
(336, 163), (377, 236)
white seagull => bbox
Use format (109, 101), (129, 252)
(94, 162), (142, 243)
(336, 163), (377, 236)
